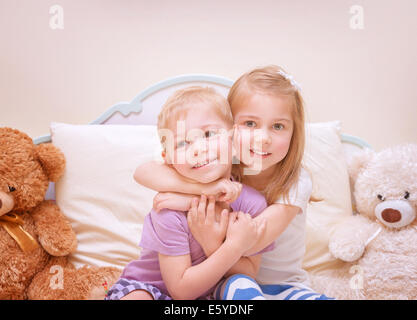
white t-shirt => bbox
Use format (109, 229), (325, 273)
(256, 167), (312, 285)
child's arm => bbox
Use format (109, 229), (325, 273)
(153, 192), (196, 213)
(243, 203), (300, 256)
(159, 242), (239, 300)
(134, 161), (201, 194)
(224, 255), (262, 279)
(159, 211), (259, 300)
(134, 161), (241, 203)
(242, 167), (313, 256)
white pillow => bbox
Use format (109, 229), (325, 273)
(51, 122), (162, 269)
(302, 121), (353, 275)
(52, 121), (352, 273)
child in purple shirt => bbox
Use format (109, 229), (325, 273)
(109, 184), (271, 300)
(106, 86), (272, 300)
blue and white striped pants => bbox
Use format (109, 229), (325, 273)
(214, 274), (334, 300)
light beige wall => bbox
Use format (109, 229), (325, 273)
(1, 0), (416, 151)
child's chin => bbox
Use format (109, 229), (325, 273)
(192, 168), (226, 184)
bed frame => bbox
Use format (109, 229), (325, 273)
(33, 73), (372, 200)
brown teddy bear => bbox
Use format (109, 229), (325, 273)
(310, 144), (417, 299)
(0, 127), (120, 299)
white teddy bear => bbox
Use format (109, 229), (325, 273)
(310, 143), (417, 300)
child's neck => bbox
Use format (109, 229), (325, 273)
(241, 164), (276, 192)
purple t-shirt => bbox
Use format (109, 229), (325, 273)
(121, 184), (274, 299)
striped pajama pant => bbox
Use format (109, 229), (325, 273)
(214, 274), (334, 300)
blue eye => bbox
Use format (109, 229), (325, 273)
(176, 140), (188, 149)
(273, 123), (284, 130)
(244, 121), (256, 128)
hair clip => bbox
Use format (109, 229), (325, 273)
(277, 70), (302, 91)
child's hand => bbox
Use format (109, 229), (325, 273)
(202, 178), (242, 204)
(225, 211), (266, 255)
(187, 195), (229, 257)
(153, 192), (194, 212)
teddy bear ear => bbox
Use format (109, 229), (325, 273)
(347, 148), (375, 182)
(34, 143), (66, 182)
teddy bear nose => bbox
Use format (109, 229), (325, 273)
(381, 208), (402, 223)
(0, 199), (2, 209)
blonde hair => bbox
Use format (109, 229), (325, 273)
(157, 86), (233, 147)
(228, 65), (306, 205)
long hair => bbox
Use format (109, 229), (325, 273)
(228, 65), (306, 205)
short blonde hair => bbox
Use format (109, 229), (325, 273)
(157, 86), (233, 146)
(228, 65), (306, 205)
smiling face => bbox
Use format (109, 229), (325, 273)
(233, 92), (294, 176)
(163, 103), (233, 184)
(226, 65), (305, 203)
(354, 144), (417, 229)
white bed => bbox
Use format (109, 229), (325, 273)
(32, 73), (372, 291)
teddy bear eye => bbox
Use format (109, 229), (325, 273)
(8, 186), (16, 192)
(377, 194), (385, 201)
(404, 191), (410, 200)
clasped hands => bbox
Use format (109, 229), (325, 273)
(187, 195), (266, 258)
(152, 178), (266, 257)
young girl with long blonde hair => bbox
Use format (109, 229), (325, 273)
(135, 65), (332, 300)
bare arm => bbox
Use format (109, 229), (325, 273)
(224, 255), (262, 279)
(159, 241), (242, 300)
(134, 161), (242, 203)
(153, 192), (195, 212)
(134, 161), (202, 194)
(160, 211), (259, 300)
(243, 203), (300, 256)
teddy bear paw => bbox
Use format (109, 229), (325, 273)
(329, 239), (365, 262)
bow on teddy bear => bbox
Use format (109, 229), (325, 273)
(1, 182), (43, 253)
(0, 212), (39, 253)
